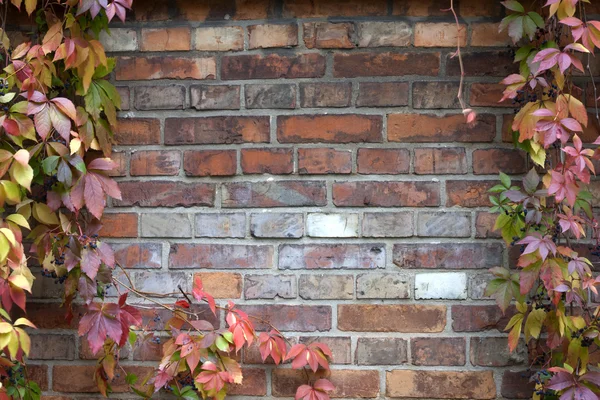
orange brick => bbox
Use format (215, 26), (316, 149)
(471, 22), (511, 46)
(386, 370), (496, 399)
(184, 150), (237, 176)
(194, 272), (242, 299)
(99, 213), (138, 238)
(141, 27), (191, 51)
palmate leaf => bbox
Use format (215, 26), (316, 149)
(485, 267), (523, 312)
(78, 302), (122, 355)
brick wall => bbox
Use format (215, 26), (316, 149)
(25, 0), (600, 398)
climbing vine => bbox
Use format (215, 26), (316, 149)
(0, 1), (334, 399)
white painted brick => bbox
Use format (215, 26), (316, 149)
(99, 28), (137, 52)
(415, 272), (467, 300)
(307, 213), (358, 238)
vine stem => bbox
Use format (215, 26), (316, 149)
(445, 0), (467, 112)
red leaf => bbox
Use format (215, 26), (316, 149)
(78, 303), (123, 355)
(81, 248), (101, 280)
(175, 300), (190, 309)
(84, 173), (106, 219)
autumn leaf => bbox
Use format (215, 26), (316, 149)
(78, 302), (123, 355)
(285, 342), (332, 372)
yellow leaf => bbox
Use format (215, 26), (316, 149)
(7, 330), (19, 357)
(0, 333), (10, 350)
(0, 234), (9, 263)
(0, 29), (10, 52)
(6, 214), (29, 230)
(524, 308), (546, 341)
(0, 228), (16, 247)
(24, 0), (36, 15)
(9, 274), (32, 293)
(70, 138), (82, 155)
(15, 327), (30, 356)
(0, 322), (12, 334)
(33, 202), (59, 226)
(9, 162), (33, 191)
(14, 318), (36, 329)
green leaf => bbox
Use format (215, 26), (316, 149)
(92, 57), (116, 79)
(514, 45), (533, 62)
(499, 172), (511, 189)
(502, 0), (525, 13)
(125, 373), (138, 385)
(215, 336), (229, 352)
(523, 15), (538, 40)
(41, 156), (60, 175)
(527, 12), (545, 28)
(128, 331), (137, 348)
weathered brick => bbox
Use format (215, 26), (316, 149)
(244, 275), (297, 299)
(190, 85), (240, 110)
(470, 83), (512, 107)
(357, 82), (409, 107)
(278, 114), (382, 143)
(501, 370), (536, 399)
(357, 21), (411, 47)
(116, 56), (216, 80)
(452, 305), (513, 332)
(357, 148), (410, 174)
(298, 148), (352, 174)
(303, 22), (355, 49)
(386, 370), (496, 399)
(470, 273), (494, 299)
(446, 180), (496, 207)
(415, 22), (467, 47)
(134, 85), (185, 110)
(115, 181), (215, 207)
(447, 50), (517, 77)
(283, 0), (387, 17)
(475, 211), (502, 239)
(300, 336), (352, 364)
(362, 212), (413, 237)
(30, 334), (76, 360)
(586, 82), (600, 107)
(132, 271), (192, 294)
(473, 149), (527, 175)
(21, 303), (80, 329)
(241, 148), (293, 174)
(184, 150), (237, 176)
(250, 213), (304, 238)
(459, 0), (504, 16)
(393, 243), (503, 269)
(132, 1), (169, 21)
(414, 147), (467, 174)
(100, 213), (138, 238)
(194, 272), (242, 299)
(415, 272), (468, 299)
(248, 23), (298, 49)
(242, 305), (331, 331)
(112, 243), (162, 269)
(300, 82), (352, 108)
(338, 304), (446, 332)
(114, 118), (161, 145)
(392, 0), (449, 16)
(130, 150), (181, 176)
(196, 213), (246, 238)
(272, 369), (380, 398)
(307, 213), (359, 237)
(228, 368), (267, 396)
(115, 87), (130, 111)
(165, 116), (269, 145)
(334, 52), (440, 77)
(471, 337), (526, 366)
(333, 181), (440, 207)
(169, 244), (273, 269)
(99, 28), (137, 52)
(108, 151), (127, 177)
(222, 181), (327, 208)
(357, 273), (410, 299)
(279, 244), (385, 270)
(141, 213), (192, 238)
(245, 86), (296, 111)
(299, 274), (354, 299)
(53, 365), (153, 393)
(412, 81), (461, 109)
(221, 53), (325, 80)
(417, 211), (471, 237)
(411, 337), (466, 366)
(194, 26), (244, 51)
(471, 22), (511, 46)
(388, 114), (496, 142)
(141, 27), (191, 51)
(356, 338), (407, 365)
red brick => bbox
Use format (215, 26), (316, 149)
(447, 51), (517, 77)
(134, 85), (185, 110)
(300, 82), (352, 108)
(357, 148), (410, 174)
(241, 305), (331, 331)
(414, 148), (467, 174)
(228, 368), (267, 396)
(300, 336), (352, 364)
(473, 149), (527, 175)
(130, 150), (181, 176)
(99, 213), (138, 238)
(357, 82), (409, 107)
(393, 243), (503, 270)
(194, 272), (242, 299)
(165, 117), (269, 145)
(115, 181), (215, 207)
(501, 370), (536, 399)
(140, 27), (191, 51)
(333, 181), (440, 207)
(221, 53), (325, 80)
(471, 23), (511, 46)
(107, 151), (127, 177)
(334, 52), (440, 77)
(279, 244), (385, 270)
(116, 56), (216, 80)
(278, 114), (382, 143)
(338, 304), (446, 332)
(273, 369), (380, 398)
(446, 180), (496, 207)
(470, 83), (512, 107)
(388, 114), (496, 142)
(411, 337), (466, 366)
(169, 243), (273, 269)
(184, 150), (237, 176)
(475, 212), (502, 239)
(452, 305), (514, 332)
(241, 148), (293, 174)
(53, 365), (153, 393)
(282, 0), (387, 17)
(413, 81), (460, 109)
(114, 118), (160, 145)
(355, 338), (407, 365)
(112, 243), (162, 269)
(415, 22), (467, 47)
(190, 85), (240, 110)
(194, 26), (244, 51)
(386, 370), (496, 399)
(248, 23), (298, 49)
(29, 365), (49, 391)
(23, 303), (80, 329)
(223, 181), (327, 207)
(30, 334), (76, 360)
(303, 22), (355, 49)
(298, 148), (352, 174)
